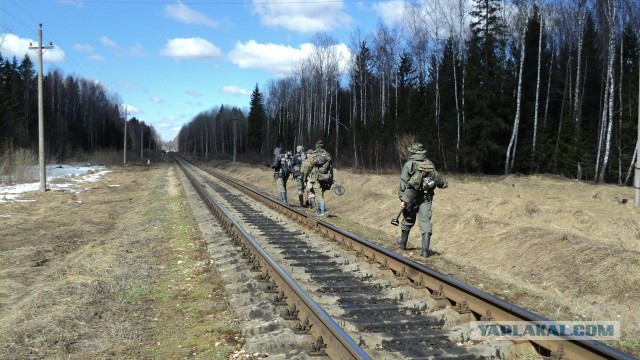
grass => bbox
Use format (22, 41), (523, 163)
(131, 176), (238, 359)
(0, 162), (241, 359)
(0, 147), (38, 185)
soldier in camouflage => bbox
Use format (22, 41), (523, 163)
(303, 140), (332, 216)
(292, 145), (307, 206)
(397, 143), (448, 258)
(301, 149), (315, 208)
(271, 146), (292, 204)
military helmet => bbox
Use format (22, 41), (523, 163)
(407, 142), (426, 154)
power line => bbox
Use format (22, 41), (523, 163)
(4, 0), (87, 74)
(0, 4), (37, 34)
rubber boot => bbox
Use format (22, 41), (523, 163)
(395, 230), (409, 250)
(280, 192), (287, 204)
(298, 194), (304, 206)
(420, 232), (431, 258)
(317, 201), (325, 216)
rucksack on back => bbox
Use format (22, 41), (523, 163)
(313, 153), (329, 167)
(316, 159), (333, 183)
(280, 153), (293, 178)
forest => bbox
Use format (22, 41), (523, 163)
(1, 0), (639, 184)
(0, 53), (161, 162)
(178, 0), (639, 184)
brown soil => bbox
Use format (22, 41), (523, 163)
(214, 160), (640, 356)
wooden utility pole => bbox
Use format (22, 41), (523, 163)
(232, 118), (237, 163)
(140, 124), (143, 159)
(123, 106), (128, 164)
(635, 64), (639, 207)
(29, 24), (53, 193)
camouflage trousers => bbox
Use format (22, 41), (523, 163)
(275, 176), (288, 194)
(294, 176), (304, 195)
(401, 200), (433, 234)
(311, 181), (326, 202)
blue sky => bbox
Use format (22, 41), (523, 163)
(1, 0), (406, 141)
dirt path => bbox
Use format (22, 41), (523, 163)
(0, 161), (239, 359)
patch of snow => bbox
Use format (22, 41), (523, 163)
(0, 164), (110, 203)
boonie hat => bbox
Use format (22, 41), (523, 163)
(407, 143), (426, 154)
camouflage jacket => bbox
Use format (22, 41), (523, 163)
(301, 156), (313, 183)
(303, 149), (332, 183)
(398, 154), (448, 203)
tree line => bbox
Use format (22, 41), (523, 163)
(0, 53), (160, 161)
(180, 0), (638, 184)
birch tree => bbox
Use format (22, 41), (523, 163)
(506, 2), (531, 174)
(595, 0), (618, 183)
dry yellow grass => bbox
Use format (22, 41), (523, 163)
(0, 161), (238, 359)
(215, 160), (640, 355)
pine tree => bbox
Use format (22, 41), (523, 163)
(463, 0), (509, 173)
(247, 84), (267, 154)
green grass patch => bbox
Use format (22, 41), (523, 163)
(134, 178), (239, 359)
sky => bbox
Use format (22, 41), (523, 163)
(0, 0), (407, 142)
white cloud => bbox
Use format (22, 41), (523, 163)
(150, 97), (165, 103)
(221, 85), (251, 96)
(129, 43), (145, 57)
(87, 54), (104, 61)
(372, 1), (406, 26)
(228, 40), (351, 76)
(164, 1), (216, 27)
(100, 36), (117, 48)
(186, 90), (203, 97)
(0, 33), (65, 63)
(228, 40), (313, 75)
(73, 43), (93, 52)
(186, 100), (202, 106)
(122, 104), (141, 115)
(252, 0), (352, 33)
(161, 37), (221, 60)
(157, 115), (178, 128)
(98, 37), (145, 57)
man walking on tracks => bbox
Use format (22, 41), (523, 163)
(292, 145), (307, 206)
(271, 146), (293, 204)
(303, 140), (333, 216)
(301, 149), (315, 209)
(396, 143), (448, 258)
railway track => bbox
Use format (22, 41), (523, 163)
(174, 155), (636, 360)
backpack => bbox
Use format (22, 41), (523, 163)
(313, 151), (333, 184)
(292, 152), (305, 178)
(279, 152), (293, 178)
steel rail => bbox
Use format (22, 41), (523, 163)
(176, 157), (371, 360)
(184, 157), (636, 360)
